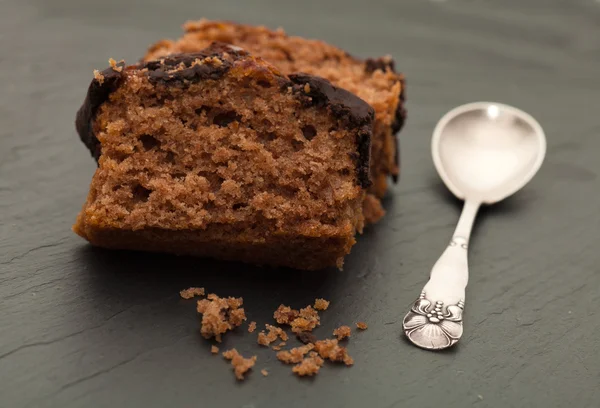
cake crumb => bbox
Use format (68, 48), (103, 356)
(314, 298), (330, 311)
(275, 304), (321, 333)
(93, 69), (105, 85)
(333, 325), (351, 340)
(304, 83), (311, 93)
(222, 348), (257, 380)
(290, 306), (320, 333)
(314, 338), (354, 366)
(196, 294), (246, 342)
(277, 344), (314, 364)
(180, 287), (205, 299)
(292, 351), (324, 376)
(272, 341), (286, 351)
(248, 321), (257, 333)
(257, 324), (288, 346)
(211, 345), (219, 354)
(356, 322), (368, 330)
(261, 369), (269, 377)
(108, 58), (123, 72)
(296, 331), (317, 344)
(274, 304), (299, 324)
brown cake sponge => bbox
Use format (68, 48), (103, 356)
(74, 43), (374, 270)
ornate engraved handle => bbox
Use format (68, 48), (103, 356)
(403, 200), (480, 350)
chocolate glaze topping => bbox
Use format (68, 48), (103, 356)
(75, 62), (125, 160)
(364, 57), (395, 74)
(142, 43), (248, 85)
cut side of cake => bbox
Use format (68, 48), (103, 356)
(145, 20), (406, 222)
(74, 44), (374, 270)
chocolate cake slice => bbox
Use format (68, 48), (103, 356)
(145, 20), (406, 222)
(74, 44), (374, 270)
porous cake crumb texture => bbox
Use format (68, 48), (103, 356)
(292, 352), (324, 376)
(276, 344), (315, 364)
(333, 325), (351, 340)
(314, 339), (354, 365)
(222, 348), (257, 380)
(180, 287), (205, 299)
(196, 293), (246, 342)
(314, 298), (330, 311)
(356, 322), (368, 330)
(257, 324), (288, 346)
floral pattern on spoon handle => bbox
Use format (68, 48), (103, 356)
(403, 201), (479, 350)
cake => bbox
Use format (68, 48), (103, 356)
(144, 20), (406, 218)
(73, 43), (375, 270)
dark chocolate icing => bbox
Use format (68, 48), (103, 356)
(288, 73), (374, 129)
(288, 73), (374, 188)
(75, 62), (125, 160)
(141, 43), (248, 85)
(354, 127), (372, 189)
(364, 57), (395, 74)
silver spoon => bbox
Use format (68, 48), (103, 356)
(402, 102), (546, 350)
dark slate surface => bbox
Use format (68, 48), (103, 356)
(1, 0), (599, 407)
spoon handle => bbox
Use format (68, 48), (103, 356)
(403, 200), (480, 350)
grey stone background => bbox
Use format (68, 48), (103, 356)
(1, 0), (599, 407)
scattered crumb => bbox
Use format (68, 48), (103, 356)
(258, 324), (288, 346)
(304, 83), (311, 93)
(356, 322), (368, 330)
(277, 344), (315, 364)
(272, 341), (286, 351)
(93, 69), (104, 85)
(314, 298), (330, 311)
(333, 325), (351, 340)
(108, 58), (123, 72)
(478, 395), (484, 401)
(257, 332), (269, 346)
(211, 345), (219, 354)
(292, 351), (324, 376)
(196, 294), (246, 342)
(272, 325), (288, 341)
(296, 331), (317, 345)
(180, 287), (205, 299)
(290, 306), (320, 333)
(261, 369), (269, 377)
(314, 339), (354, 366)
(248, 321), (257, 333)
(222, 349), (257, 380)
(274, 305), (299, 324)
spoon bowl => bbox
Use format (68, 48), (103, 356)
(432, 102), (546, 204)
